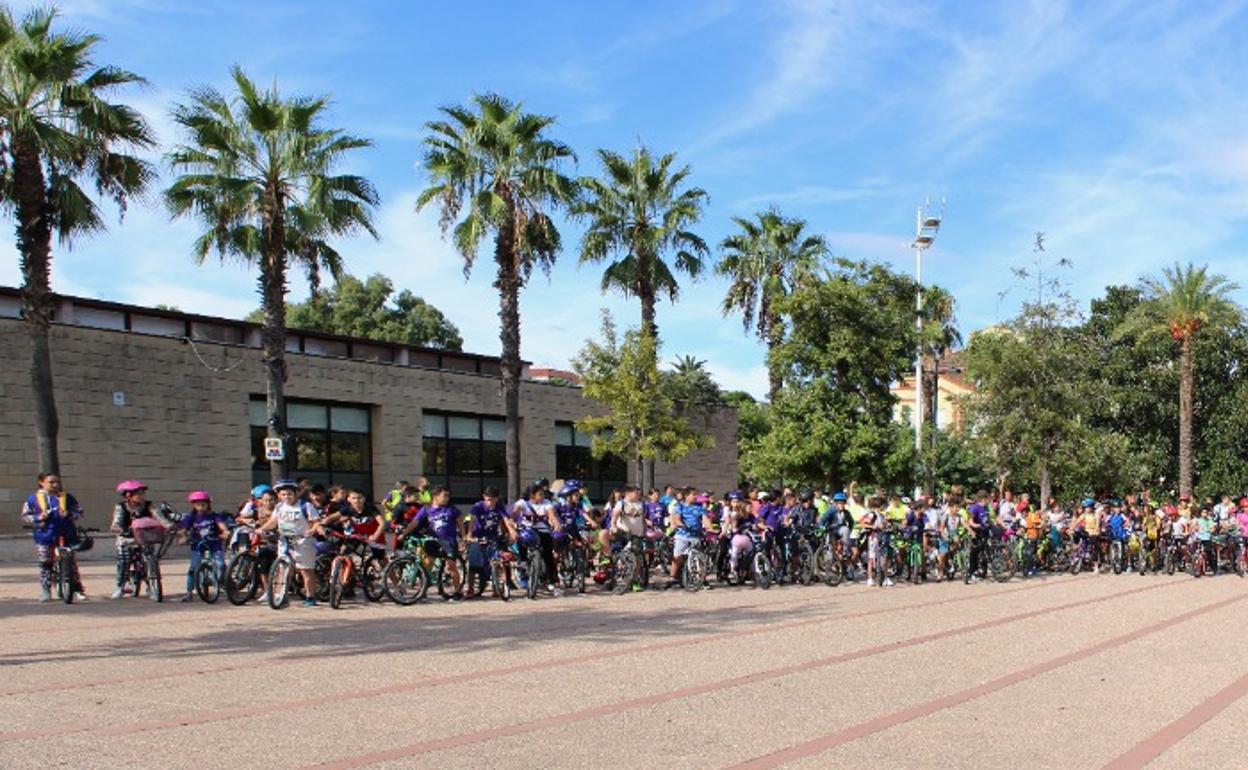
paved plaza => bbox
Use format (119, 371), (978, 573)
(0, 562), (1243, 769)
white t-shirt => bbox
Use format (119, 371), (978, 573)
(274, 501), (312, 537)
(612, 500), (646, 537)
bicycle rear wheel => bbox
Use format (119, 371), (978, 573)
(754, 551), (772, 589)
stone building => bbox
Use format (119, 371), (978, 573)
(0, 288), (737, 534)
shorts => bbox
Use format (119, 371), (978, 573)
(673, 534), (700, 558)
(937, 537), (950, 555)
(425, 538), (459, 560)
(288, 536), (317, 570)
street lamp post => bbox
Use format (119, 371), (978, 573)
(911, 203), (942, 496)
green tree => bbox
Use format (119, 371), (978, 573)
(661, 354), (721, 411)
(573, 146), (708, 341)
(247, 273), (463, 350)
(747, 259), (917, 489)
(572, 312), (713, 483)
(166, 67), (379, 480)
(0, 7), (155, 473)
(717, 208), (826, 402)
(417, 93), (576, 502)
(1114, 263), (1240, 498)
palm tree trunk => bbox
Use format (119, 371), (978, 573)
(260, 256), (289, 482)
(496, 228), (523, 504)
(638, 266), (658, 491)
(261, 194), (289, 482)
(13, 137), (60, 474)
(1179, 335), (1194, 498)
(765, 313), (783, 404)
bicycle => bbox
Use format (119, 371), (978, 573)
(268, 534), (322, 609)
(681, 535), (713, 592)
(191, 539), (226, 604)
(608, 535), (646, 595)
(225, 528), (267, 605)
(813, 528), (849, 587)
(555, 535), (589, 594)
(26, 524), (96, 603)
(127, 516), (168, 602)
(1109, 537), (1126, 575)
(326, 532), (385, 609)
(381, 535), (433, 606)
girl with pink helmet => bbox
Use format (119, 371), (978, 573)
(110, 480), (158, 599)
(178, 491), (229, 602)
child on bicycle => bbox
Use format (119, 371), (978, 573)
(466, 486), (514, 598)
(22, 472), (87, 602)
(179, 491), (229, 602)
(257, 479), (322, 607)
(110, 480), (160, 599)
(398, 486), (465, 602)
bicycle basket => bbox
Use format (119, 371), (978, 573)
(130, 517), (168, 545)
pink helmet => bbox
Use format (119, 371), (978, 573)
(116, 480), (148, 495)
(187, 490), (212, 503)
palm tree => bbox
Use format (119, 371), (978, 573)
(573, 147), (708, 341)
(417, 94), (576, 503)
(0, 7), (155, 474)
(166, 66), (379, 481)
(717, 208), (826, 402)
(920, 286), (962, 439)
(1115, 263), (1239, 497)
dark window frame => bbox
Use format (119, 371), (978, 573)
(554, 421), (627, 502)
(422, 411), (506, 505)
(250, 396), (372, 494)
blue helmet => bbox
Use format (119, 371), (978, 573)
(832, 492), (848, 502)
(726, 490), (743, 502)
(251, 484), (272, 498)
(560, 480), (582, 496)
(1081, 498), (1096, 509)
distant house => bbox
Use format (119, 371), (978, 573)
(528, 367), (581, 386)
(890, 351), (974, 433)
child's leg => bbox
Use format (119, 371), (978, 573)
(186, 547), (202, 593)
(35, 544), (53, 591)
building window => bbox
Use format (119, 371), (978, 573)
(422, 411), (506, 504)
(250, 397), (372, 494)
(554, 422), (627, 503)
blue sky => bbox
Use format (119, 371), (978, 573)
(4, 0), (1248, 398)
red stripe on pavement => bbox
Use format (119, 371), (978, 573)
(0, 574), (1087, 741)
(731, 592), (1248, 770)
(301, 579), (1169, 769)
(1102, 670), (1248, 770)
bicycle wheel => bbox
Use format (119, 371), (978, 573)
(269, 558), (291, 609)
(361, 556), (385, 602)
(196, 560), (220, 604)
(492, 560), (511, 601)
(573, 548), (587, 594)
(225, 553), (258, 605)
(527, 551), (542, 600)
(329, 558), (346, 610)
(683, 550), (707, 592)
(1111, 542), (1124, 575)
(796, 541), (814, 586)
(382, 557), (427, 606)
(147, 553), (163, 602)
(58, 551), (73, 604)
(612, 551), (636, 595)
(815, 544), (839, 586)
(754, 551), (772, 589)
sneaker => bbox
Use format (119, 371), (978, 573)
(180, 593), (194, 603)
(883, 578), (895, 587)
(257, 592), (270, 604)
(110, 588), (124, 599)
(865, 578), (875, 586)
(73, 592), (88, 602)
(39, 587), (51, 602)
(631, 582), (645, 592)
(301, 598), (318, 607)
(546, 584), (564, 597)
(447, 592), (464, 603)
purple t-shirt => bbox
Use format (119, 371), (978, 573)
(469, 500), (508, 541)
(415, 504), (462, 543)
(182, 511), (224, 548)
(760, 503), (787, 530)
(969, 503), (990, 529)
